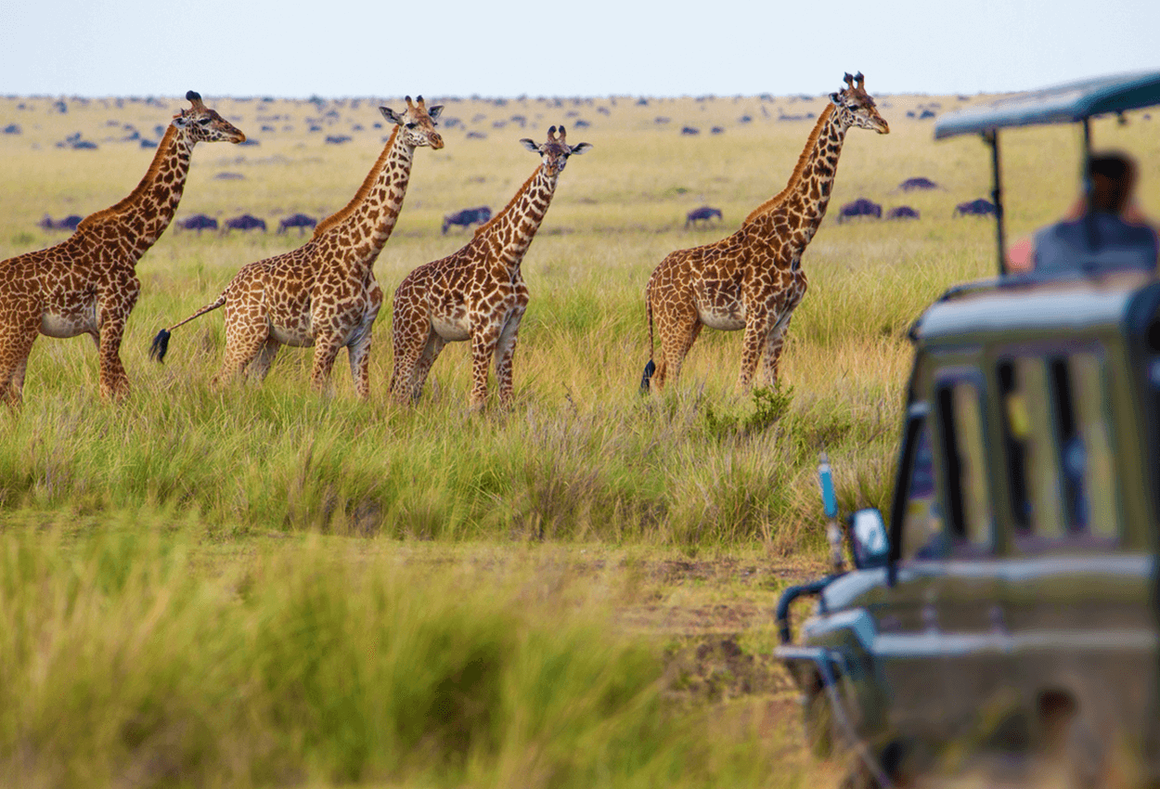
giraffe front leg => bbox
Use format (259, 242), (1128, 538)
(95, 320), (131, 401)
(310, 336), (344, 394)
(95, 284), (139, 401)
(347, 289), (383, 400)
(736, 315), (772, 393)
(759, 310), (796, 389)
(493, 312), (523, 409)
(468, 326), (500, 411)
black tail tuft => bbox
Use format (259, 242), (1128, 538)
(149, 329), (172, 363)
(640, 359), (656, 393)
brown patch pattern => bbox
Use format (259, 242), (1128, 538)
(153, 97), (444, 398)
(0, 92), (245, 407)
(643, 74), (889, 393)
(389, 126), (591, 411)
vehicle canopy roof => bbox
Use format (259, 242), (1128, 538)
(934, 70), (1160, 139)
(931, 71), (1160, 276)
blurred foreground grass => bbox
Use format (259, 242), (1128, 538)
(0, 524), (835, 788)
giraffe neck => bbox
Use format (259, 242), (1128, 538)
(474, 164), (559, 270)
(744, 105), (847, 247)
(311, 125), (413, 265)
(75, 123), (194, 260)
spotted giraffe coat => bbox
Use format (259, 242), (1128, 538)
(642, 73), (889, 393)
(0, 92), (244, 407)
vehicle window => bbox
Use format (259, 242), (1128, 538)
(899, 420), (946, 561)
(1066, 352), (1119, 539)
(1000, 350), (1120, 544)
(1005, 357), (1065, 538)
(933, 376), (993, 552)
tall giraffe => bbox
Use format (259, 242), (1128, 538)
(641, 73), (888, 393)
(389, 126), (591, 410)
(150, 96), (444, 398)
(0, 92), (245, 408)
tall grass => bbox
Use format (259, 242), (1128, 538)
(0, 525), (807, 788)
(2, 93), (1156, 548)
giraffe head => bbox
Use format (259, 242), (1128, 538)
(380, 95), (445, 150)
(829, 73), (889, 135)
(519, 126), (592, 177)
(172, 91), (247, 144)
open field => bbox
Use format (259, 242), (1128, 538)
(1, 88), (1158, 786)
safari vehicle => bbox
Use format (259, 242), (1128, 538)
(775, 71), (1160, 787)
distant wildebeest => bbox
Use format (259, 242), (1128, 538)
(221, 213), (267, 233)
(441, 206), (492, 234)
(681, 126), (700, 135)
(837, 198), (882, 223)
(177, 214), (219, 233)
(278, 213), (318, 235)
(898, 177), (938, 191)
(685, 206), (723, 229)
(886, 205), (920, 220)
(37, 214), (83, 231)
(954, 198), (997, 217)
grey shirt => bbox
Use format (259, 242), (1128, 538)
(1034, 213), (1159, 274)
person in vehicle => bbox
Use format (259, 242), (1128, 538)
(1007, 152), (1158, 274)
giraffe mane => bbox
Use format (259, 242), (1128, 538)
(75, 123), (181, 233)
(472, 164), (544, 237)
(742, 104), (835, 225)
(312, 124), (401, 239)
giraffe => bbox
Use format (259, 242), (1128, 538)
(0, 91), (245, 408)
(150, 96), (444, 398)
(389, 126), (591, 411)
(641, 73), (889, 394)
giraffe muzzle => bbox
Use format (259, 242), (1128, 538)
(429, 133), (445, 150)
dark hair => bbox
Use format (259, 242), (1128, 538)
(1088, 153), (1131, 181)
(1087, 151), (1136, 213)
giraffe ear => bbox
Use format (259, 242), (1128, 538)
(569, 142), (593, 155)
(427, 104), (444, 121)
(519, 138), (540, 152)
(380, 106), (404, 125)
(829, 92), (841, 105)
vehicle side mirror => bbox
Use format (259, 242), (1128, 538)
(847, 509), (890, 569)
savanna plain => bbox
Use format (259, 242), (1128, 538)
(2, 88), (1158, 788)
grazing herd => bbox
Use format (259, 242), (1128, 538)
(6, 74), (980, 411)
(833, 176), (997, 224)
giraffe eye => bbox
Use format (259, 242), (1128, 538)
(197, 117), (212, 125)
(405, 122), (417, 129)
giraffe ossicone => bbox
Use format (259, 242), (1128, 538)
(641, 73), (888, 394)
(150, 95), (444, 398)
(0, 91), (245, 408)
(389, 125), (591, 411)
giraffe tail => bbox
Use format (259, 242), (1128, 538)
(640, 291), (656, 393)
(149, 293), (228, 363)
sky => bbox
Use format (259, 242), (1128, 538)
(2, 0), (1158, 99)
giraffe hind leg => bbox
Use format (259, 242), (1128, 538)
(410, 333), (447, 402)
(654, 313), (702, 392)
(249, 338), (282, 382)
(0, 324), (37, 409)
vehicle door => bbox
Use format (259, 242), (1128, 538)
(872, 365), (1008, 748)
(998, 348), (1157, 756)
